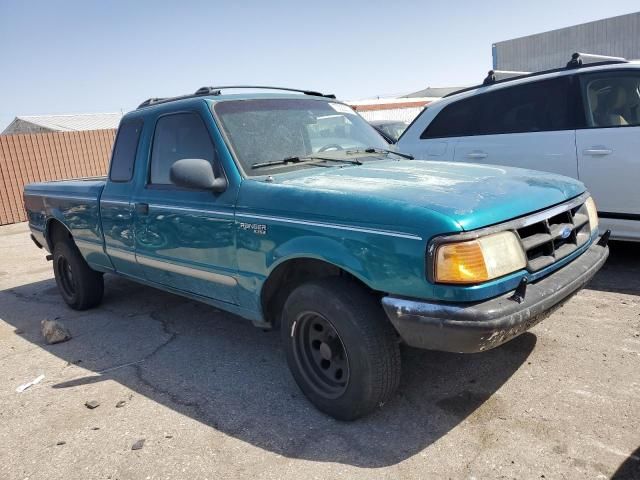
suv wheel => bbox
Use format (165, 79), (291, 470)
(281, 277), (401, 420)
(53, 241), (104, 310)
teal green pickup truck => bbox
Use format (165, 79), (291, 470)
(24, 86), (609, 420)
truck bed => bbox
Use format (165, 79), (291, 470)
(24, 177), (108, 267)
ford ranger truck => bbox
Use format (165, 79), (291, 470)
(23, 86), (609, 420)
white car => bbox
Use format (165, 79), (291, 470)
(397, 57), (640, 241)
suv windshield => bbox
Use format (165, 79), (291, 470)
(213, 98), (389, 176)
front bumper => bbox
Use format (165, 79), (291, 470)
(382, 241), (609, 353)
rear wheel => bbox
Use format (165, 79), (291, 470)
(281, 278), (401, 420)
(53, 241), (104, 310)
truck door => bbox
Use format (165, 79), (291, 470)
(131, 109), (238, 304)
(101, 117), (145, 278)
(576, 69), (640, 240)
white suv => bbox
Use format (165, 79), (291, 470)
(397, 59), (640, 241)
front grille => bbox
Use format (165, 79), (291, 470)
(516, 201), (591, 271)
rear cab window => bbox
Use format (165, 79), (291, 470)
(109, 118), (143, 182)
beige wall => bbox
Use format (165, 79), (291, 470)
(0, 129), (116, 225)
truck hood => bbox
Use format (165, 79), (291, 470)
(273, 159), (586, 231)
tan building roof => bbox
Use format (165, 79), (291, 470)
(2, 113), (123, 135)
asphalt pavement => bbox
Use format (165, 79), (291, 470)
(1, 222), (638, 479)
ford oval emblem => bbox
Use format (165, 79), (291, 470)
(561, 226), (572, 239)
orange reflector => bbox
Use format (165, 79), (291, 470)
(435, 240), (489, 284)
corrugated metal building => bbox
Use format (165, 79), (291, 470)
(493, 12), (640, 72)
(0, 129), (116, 225)
(2, 112), (123, 135)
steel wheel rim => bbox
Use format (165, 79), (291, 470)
(292, 312), (350, 399)
(57, 257), (75, 298)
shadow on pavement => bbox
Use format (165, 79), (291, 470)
(611, 446), (640, 480)
(0, 273), (537, 468)
(586, 241), (639, 296)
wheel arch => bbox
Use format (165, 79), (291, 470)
(45, 217), (73, 251)
(260, 254), (379, 329)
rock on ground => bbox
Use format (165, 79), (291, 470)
(131, 439), (145, 451)
(41, 319), (72, 345)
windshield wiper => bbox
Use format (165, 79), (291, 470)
(311, 155), (362, 166)
(251, 156), (309, 170)
(252, 155), (362, 170)
(347, 147), (414, 160)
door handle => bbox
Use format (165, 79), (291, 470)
(466, 151), (488, 159)
(135, 202), (149, 215)
(583, 148), (612, 156)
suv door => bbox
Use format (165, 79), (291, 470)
(132, 108), (239, 304)
(445, 76), (580, 178)
(576, 69), (640, 240)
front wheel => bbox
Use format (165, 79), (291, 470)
(53, 241), (104, 310)
(281, 278), (401, 420)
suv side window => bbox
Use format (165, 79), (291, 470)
(109, 118), (143, 182)
(422, 76), (577, 139)
(150, 112), (216, 185)
(420, 96), (478, 139)
(580, 71), (640, 128)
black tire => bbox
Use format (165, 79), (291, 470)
(281, 277), (401, 420)
(52, 240), (104, 310)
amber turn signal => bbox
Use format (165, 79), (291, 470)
(434, 231), (526, 284)
(435, 240), (488, 283)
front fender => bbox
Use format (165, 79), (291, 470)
(268, 235), (369, 282)
(235, 234), (373, 311)
(235, 225), (429, 318)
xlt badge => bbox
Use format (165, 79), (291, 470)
(239, 222), (267, 235)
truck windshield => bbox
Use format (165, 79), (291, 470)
(213, 98), (389, 176)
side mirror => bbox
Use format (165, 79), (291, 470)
(169, 159), (227, 192)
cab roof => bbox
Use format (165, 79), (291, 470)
(136, 86), (336, 110)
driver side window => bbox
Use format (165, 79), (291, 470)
(150, 112), (217, 184)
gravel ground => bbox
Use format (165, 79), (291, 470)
(0, 222), (638, 480)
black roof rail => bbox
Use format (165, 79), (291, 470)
(570, 52), (627, 66)
(444, 52), (629, 98)
(137, 97), (169, 108)
(137, 85), (335, 109)
(195, 85), (336, 98)
(483, 69), (532, 85)
(194, 87), (222, 96)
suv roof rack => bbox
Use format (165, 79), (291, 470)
(445, 52), (629, 98)
(137, 85), (336, 109)
(483, 69), (532, 85)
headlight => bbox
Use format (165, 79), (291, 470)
(434, 231), (527, 284)
(584, 197), (599, 234)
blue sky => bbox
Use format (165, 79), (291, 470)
(0, 1), (638, 130)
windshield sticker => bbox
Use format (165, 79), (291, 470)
(329, 103), (354, 114)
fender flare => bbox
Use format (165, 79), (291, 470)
(44, 214), (73, 251)
(264, 235), (372, 286)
